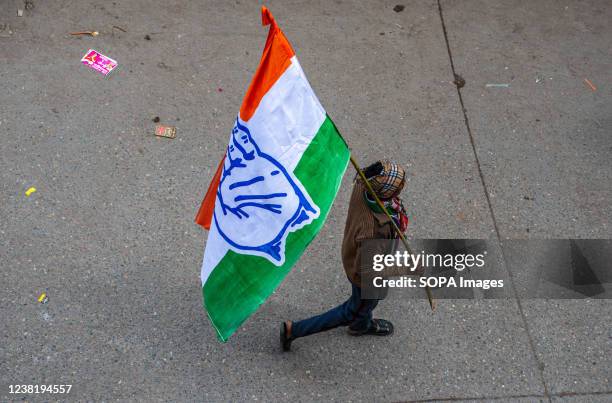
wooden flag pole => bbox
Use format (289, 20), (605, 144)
(349, 155), (436, 311)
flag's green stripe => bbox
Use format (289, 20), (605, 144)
(203, 116), (349, 342)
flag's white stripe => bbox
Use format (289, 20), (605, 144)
(243, 56), (326, 171)
(201, 56), (326, 285)
(201, 222), (229, 285)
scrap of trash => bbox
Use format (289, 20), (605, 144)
(453, 74), (466, 88)
(38, 292), (48, 304)
(485, 83), (510, 88)
(81, 49), (117, 76)
(71, 31), (99, 37)
(155, 124), (177, 139)
(0, 23), (13, 38)
(583, 78), (596, 92)
(25, 186), (36, 196)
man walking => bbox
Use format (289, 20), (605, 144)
(281, 160), (414, 351)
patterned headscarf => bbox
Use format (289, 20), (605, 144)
(366, 160), (405, 200)
(364, 191), (409, 233)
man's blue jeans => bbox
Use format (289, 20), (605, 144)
(291, 283), (378, 338)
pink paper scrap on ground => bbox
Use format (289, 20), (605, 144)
(80, 49), (118, 76)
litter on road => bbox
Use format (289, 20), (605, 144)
(17, 9), (23, 17)
(155, 124), (177, 139)
(71, 31), (99, 37)
(81, 49), (118, 76)
(485, 83), (510, 88)
(38, 292), (48, 304)
(584, 78), (597, 91)
(25, 186), (36, 196)
(0, 23), (13, 37)
(453, 74), (466, 88)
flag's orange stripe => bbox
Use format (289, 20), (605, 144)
(195, 155), (225, 229)
(196, 7), (294, 230)
(239, 7), (295, 122)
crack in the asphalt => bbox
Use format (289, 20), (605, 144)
(435, 1), (552, 401)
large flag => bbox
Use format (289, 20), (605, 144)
(195, 7), (350, 341)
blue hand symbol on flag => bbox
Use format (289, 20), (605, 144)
(213, 119), (319, 265)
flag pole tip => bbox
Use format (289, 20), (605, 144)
(261, 6), (275, 26)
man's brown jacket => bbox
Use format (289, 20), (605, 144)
(341, 179), (397, 286)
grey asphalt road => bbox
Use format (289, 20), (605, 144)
(1, 0), (610, 401)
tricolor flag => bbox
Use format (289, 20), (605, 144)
(195, 7), (350, 341)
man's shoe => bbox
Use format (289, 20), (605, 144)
(348, 319), (394, 336)
(280, 321), (294, 352)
